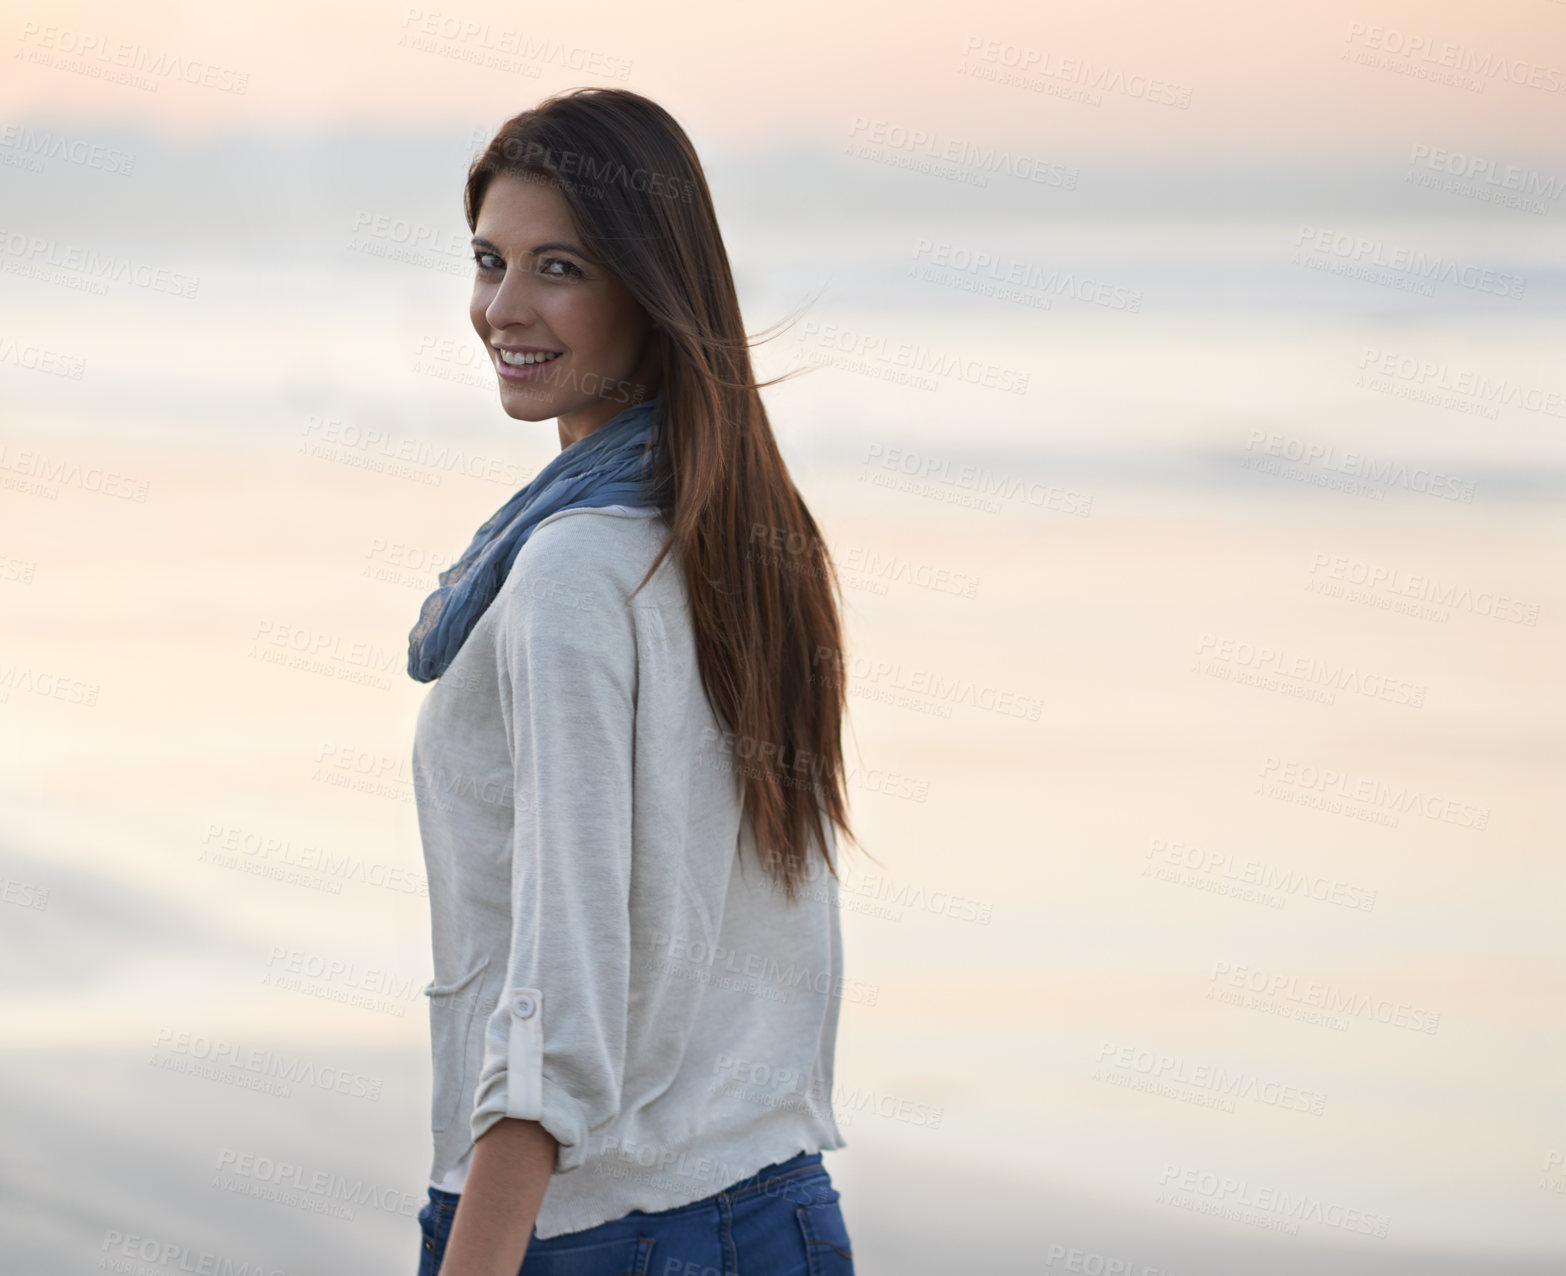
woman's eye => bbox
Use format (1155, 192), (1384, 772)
(538, 257), (584, 280)
(473, 251), (503, 272)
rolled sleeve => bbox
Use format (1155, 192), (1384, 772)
(468, 536), (637, 1174)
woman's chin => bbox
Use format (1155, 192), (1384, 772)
(497, 383), (565, 422)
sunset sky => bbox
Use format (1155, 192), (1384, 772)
(6, 0), (1564, 162)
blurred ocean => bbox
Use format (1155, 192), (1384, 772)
(2, 126), (1563, 1273)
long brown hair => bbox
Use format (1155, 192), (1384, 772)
(464, 87), (857, 901)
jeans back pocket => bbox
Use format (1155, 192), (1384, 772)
(796, 1198), (854, 1275)
(522, 1234), (655, 1276)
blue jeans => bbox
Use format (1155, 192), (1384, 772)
(416, 1150), (853, 1275)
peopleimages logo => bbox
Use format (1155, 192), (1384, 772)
(846, 115), (1079, 188)
(1157, 1163), (1391, 1239)
(713, 1053), (944, 1130)
(860, 444), (1089, 513)
(1095, 1041), (1327, 1115)
(151, 1027), (384, 1101)
(1259, 756), (1490, 831)
(1241, 431), (1475, 503)
(959, 35), (1193, 108)
(100, 1230), (300, 1276)
(396, 12), (632, 81)
(1292, 225), (1525, 298)
(1195, 632), (1428, 708)
(911, 238), (1144, 312)
(1143, 838), (1376, 912)
(1306, 550), (1539, 627)
(811, 647), (1045, 721)
(1343, 21), (1566, 96)
(1207, 961), (1441, 1035)
(15, 21), (250, 94)
(0, 226), (200, 296)
(213, 1148), (420, 1217)
(1406, 144), (1566, 201)
(0, 442), (148, 500)
(646, 931), (879, 1006)
(796, 320), (1030, 394)
(0, 124), (136, 175)
(1356, 346), (1566, 420)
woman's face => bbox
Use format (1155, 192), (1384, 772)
(469, 172), (660, 449)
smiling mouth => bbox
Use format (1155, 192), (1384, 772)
(498, 349), (563, 367)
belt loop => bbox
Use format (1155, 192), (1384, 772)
(717, 1191), (738, 1276)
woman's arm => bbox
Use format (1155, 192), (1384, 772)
(448, 521), (641, 1269)
(468, 521), (638, 1172)
(437, 1118), (559, 1276)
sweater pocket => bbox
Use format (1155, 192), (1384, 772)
(424, 956), (492, 1135)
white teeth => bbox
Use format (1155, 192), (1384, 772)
(499, 350), (562, 367)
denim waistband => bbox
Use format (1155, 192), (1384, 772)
(426, 1148), (826, 1217)
(709, 1150), (824, 1201)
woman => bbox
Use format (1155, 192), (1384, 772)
(405, 87), (859, 1275)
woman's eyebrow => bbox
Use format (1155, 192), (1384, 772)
(471, 236), (588, 257)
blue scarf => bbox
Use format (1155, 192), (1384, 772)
(407, 396), (664, 683)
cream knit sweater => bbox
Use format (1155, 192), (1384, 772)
(411, 505), (850, 1239)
